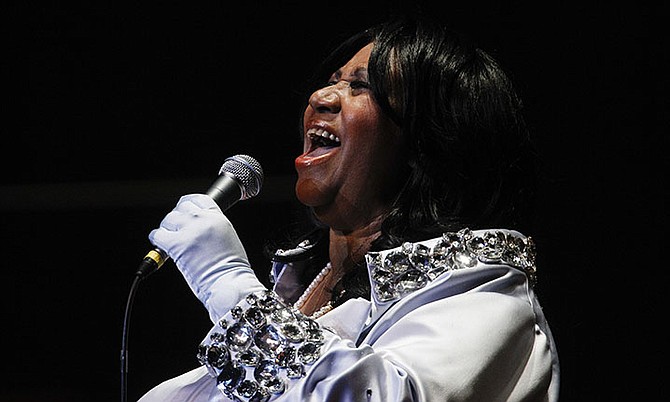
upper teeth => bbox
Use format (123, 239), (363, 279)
(307, 127), (340, 143)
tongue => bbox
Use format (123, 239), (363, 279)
(308, 145), (338, 158)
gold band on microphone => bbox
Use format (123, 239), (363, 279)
(145, 249), (167, 268)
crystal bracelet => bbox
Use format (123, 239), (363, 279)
(197, 290), (327, 401)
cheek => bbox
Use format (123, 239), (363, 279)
(344, 101), (393, 150)
(351, 119), (401, 164)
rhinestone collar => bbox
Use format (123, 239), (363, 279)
(365, 228), (537, 304)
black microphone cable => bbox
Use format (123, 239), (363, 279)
(121, 247), (169, 402)
(120, 274), (140, 402)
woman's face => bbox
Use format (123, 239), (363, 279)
(295, 43), (407, 232)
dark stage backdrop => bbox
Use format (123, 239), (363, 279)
(4, 2), (659, 401)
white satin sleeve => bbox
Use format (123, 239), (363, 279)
(279, 283), (551, 401)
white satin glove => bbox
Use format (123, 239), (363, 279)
(149, 194), (266, 322)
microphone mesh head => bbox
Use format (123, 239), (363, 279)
(219, 155), (263, 200)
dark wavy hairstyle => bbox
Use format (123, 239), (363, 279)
(269, 16), (539, 305)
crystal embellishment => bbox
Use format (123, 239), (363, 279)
(206, 343), (230, 369)
(198, 290), (326, 401)
(369, 229), (538, 303)
(226, 322), (253, 351)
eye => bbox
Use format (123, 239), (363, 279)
(324, 72), (340, 87)
(350, 80), (371, 90)
(349, 80), (372, 96)
(319, 79), (371, 93)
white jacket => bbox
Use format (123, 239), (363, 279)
(140, 228), (560, 401)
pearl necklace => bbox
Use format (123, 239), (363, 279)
(293, 262), (334, 319)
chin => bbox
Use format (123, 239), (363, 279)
(295, 178), (333, 208)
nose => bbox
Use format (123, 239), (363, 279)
(308, 85), (341, 114)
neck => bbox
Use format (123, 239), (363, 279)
(295, 216), (383, 317)
(328, 214), (384, 279)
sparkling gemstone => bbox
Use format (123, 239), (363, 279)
(196, 343), (208, 365)
(198, 347), (218, 377)
(410, 244), (432, 272)
(525, 264), (537, 275)
(297, 317), (319, 332)
(457, 228), (473, 240)
(375, 282), (399, 302)
(482, 231), (506, 259)
(365, 252), (382, 269)
(292, 309), (307, 321)
(286, 362), (305, 379)
(525, 236), (537, 263)
(395, 270), (428, 295)
(467, 231), (506, 261)
(210, 332), (225, 343)
(254, 324), (285, 356)
(249, 386), (271, 402)
(449, 248), (477, 269)
(265, 377), (286, 394)
(466, 236), (486, 255)
(431, 239), (451, 269)
(506, 233), (525, 252)
(304, 328), (324, 344)
(384, 251), (411, 274)
(237, 380), (259, 398)
(255, 291), (279, 312)
(270, 305), (295, 324)
(275, 345), (296, 367)
(502, 248), (524, 267)
(442, 231), (462, 247)
(218, 318), (229, 329)
(216, 361), (244, 390)
(245, 293), (258, 305)
(371, 267), (393, 284)
(206, 343), (230, 369)
(231, 306), (243, 319)
(226, 322), (253, 351)
(280, 322), (304, 343)
(254, 360), (280, 384)
(244, 306), (267, 329)
(502, 233), (535, 269)
(297, 342), (321, 364)
(238, 348), (261, 366)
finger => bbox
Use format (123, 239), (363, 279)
(177, 194), (221, 212)
(148, 227), (177, 250)
(158, 210), (190, 232)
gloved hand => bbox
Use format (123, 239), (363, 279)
(150, 194), (266, 322)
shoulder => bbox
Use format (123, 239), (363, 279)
(366, 228), (537, 305)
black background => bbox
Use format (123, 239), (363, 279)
(4, 1), (660, 401)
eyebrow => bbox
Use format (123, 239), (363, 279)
(332, 66), (369, 80)
(350, 67), (369, 79)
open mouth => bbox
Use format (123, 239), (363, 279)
(306, 127), (341, 154)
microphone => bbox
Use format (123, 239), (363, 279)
(135, 154), (263, 279)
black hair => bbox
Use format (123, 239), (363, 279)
(268, 16), (539, 306)
(368, 17), (539, 248)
